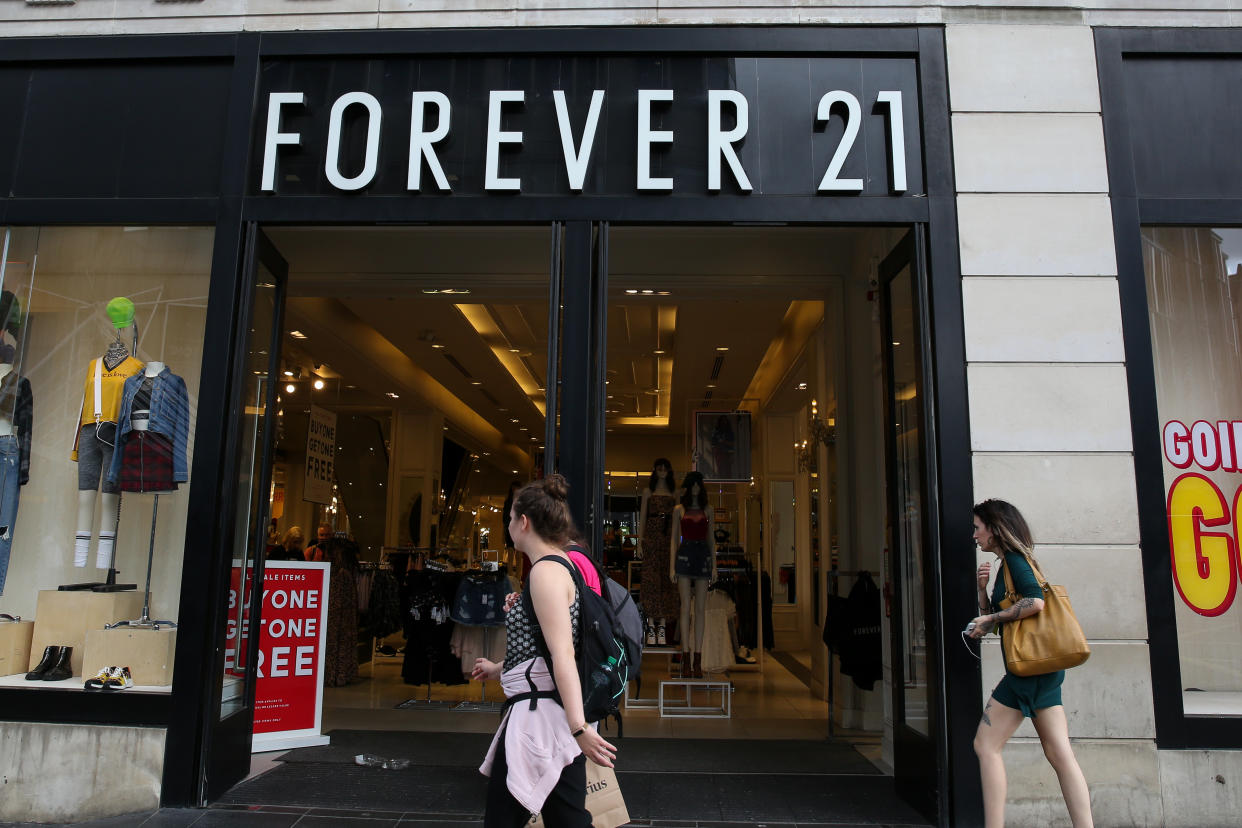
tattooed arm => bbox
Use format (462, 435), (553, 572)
(967, 595), (1045, 639)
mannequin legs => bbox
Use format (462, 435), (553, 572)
(75, 490), (119, 569)
(678, 576), (709, 675)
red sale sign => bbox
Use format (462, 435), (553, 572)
(227, 560), (331, 751)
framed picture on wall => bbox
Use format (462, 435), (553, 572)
(693, 410), (752, 482)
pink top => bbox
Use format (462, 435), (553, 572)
(480, 657), (582, 813)
(565, 546), (603, 596)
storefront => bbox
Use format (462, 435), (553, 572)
(16, 16), (1242, 828)
(1097, 24), (1242, 779)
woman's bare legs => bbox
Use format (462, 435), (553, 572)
(1033, 706), (1093, 827)
(973, 696), (1025, 828)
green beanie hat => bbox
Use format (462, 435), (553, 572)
(106, 297), (135, 329)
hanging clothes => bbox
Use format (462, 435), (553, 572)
(324, 549), (360, 687)
(450, 624), (508, 676)
(402, 569), (467, 687)
(701, 588), (736, 673)
(364, 568), (403, 640)
(450, 570), (513, 626)
(841, 572), (882, 690)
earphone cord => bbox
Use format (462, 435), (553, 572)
(962, 630), (981, 661)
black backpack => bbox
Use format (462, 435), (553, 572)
(521, 554), (641, 729)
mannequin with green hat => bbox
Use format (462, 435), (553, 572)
(69, 297), (143, 575)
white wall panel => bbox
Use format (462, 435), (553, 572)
(972, 453), (1139, 545)
(952, 112), (1109, 193)
(958, 194), (1118, 276)
(967, 364), (1133, 452)
(946, 24), (1101, 112)
(962, 277), (1124, 363)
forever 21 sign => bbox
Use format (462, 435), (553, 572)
(254, 56), (923, 198)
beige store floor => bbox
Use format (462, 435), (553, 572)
(321, 647), (877, 748)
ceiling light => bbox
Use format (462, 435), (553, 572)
(510, 418), (519, 423)
(706, 384), (716, 389)
(509, 348), (521, 353)
(716, 346), (729, 352)
(641, 289), (654, 295)
(386, 392), (400, 399)
(892, 341), (901, 346)
(290, 330), (307, 339)
(285, 383), (295, 394)
(313, 379), (325, 390)
(657, 290), (671, 296)
(422, 289), (440, 294)
(520, 427), (528, 431)
(530, 436), (537, 441)
(470, 380), (483, 386)
(625, 289), (638, 295)
(283, 369), (294, 377)
(653, 349), (665, 355)
(797, 382), (808, 390)
(431, 343), (445, 349)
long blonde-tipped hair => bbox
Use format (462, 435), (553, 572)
(973, 499), (1040, 567)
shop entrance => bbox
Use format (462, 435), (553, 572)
(215, 222), (938, 824)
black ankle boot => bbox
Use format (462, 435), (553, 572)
(25, 646), (60, 680)
(41, 646), (73, 681)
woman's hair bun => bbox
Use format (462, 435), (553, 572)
(542, 473), (570, 501)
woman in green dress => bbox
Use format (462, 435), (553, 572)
(967, 499), (1093, 828)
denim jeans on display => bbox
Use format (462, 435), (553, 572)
(0, 435), (22, 596)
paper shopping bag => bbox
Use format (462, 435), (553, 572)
(529, 761), (629, 828)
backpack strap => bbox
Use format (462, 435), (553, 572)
(520, 554), (585, 698)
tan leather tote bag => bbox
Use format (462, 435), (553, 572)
(999, 551), (1091, 677)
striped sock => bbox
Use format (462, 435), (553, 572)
(74, 534), (90, 568)
(96, 532), (116, 569)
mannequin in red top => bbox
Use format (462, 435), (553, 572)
(669, 471), (716, 677)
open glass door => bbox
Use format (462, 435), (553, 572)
(205, 225), (287, 801)
(880, 227), (941, 820)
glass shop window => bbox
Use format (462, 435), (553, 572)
(0, 226), (211, 694)
(1143, 226), (1242, 716)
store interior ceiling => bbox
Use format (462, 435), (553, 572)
(266, 225), (892, 479)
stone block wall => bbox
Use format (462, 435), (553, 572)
(0, 722), (165, 823)
(947, 22), (1158, 827)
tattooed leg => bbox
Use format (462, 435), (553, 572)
(982, 698), (993, 727)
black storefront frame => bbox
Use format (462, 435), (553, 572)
(1097, 27), (1242, 751)
(0, 26), (978, 826)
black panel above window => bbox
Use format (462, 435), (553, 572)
(10, 60), (231, 199)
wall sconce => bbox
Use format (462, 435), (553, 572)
(796, 399), (835, 472)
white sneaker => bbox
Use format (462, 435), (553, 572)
(656, 624), (666, 646)
(101, 666), (134, 692)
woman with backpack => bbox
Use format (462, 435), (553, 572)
(472, 475), (617, 828)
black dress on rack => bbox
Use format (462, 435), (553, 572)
(401, 569), (467, 687)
